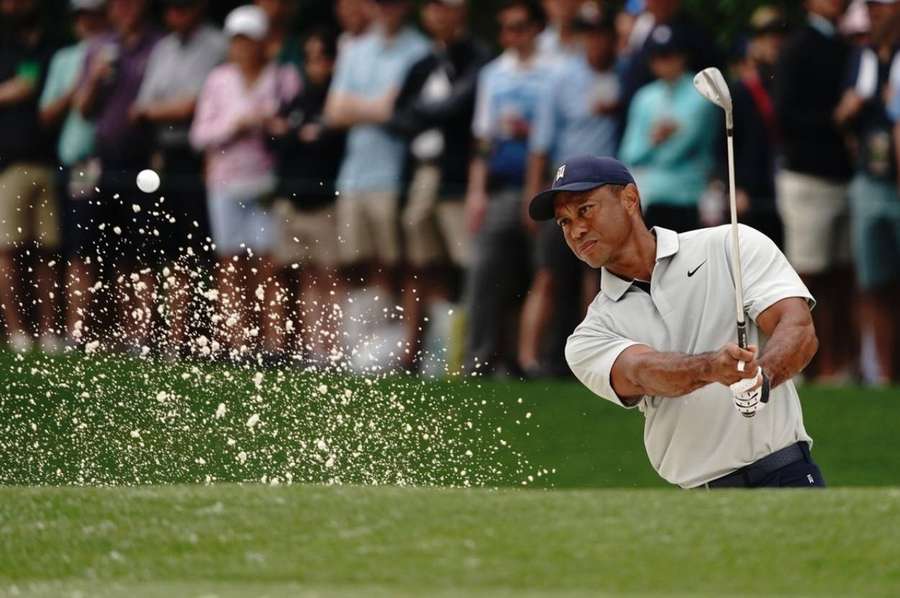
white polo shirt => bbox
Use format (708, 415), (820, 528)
(566, 225), (814, 488)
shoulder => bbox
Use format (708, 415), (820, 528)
(204, 63), (237, 87)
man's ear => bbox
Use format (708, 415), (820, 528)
(621, 184), (641, 215)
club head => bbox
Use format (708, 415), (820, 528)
(693, 67), (732, 113)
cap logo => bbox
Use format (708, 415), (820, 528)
(555, 164), (566, 184)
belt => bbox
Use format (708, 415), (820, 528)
(704, 442), (808, 488)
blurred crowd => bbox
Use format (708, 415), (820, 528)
(1, 0), (900, 384)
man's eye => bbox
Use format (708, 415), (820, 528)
(557, 219), (569, 228)
(579, 204), (593, 217)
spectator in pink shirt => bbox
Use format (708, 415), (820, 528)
(190, 5), (300, 358)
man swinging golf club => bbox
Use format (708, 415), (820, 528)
(528, 68), (826, 489)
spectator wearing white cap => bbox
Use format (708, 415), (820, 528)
(190, 5), (301, 358)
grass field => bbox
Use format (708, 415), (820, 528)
(2, 350), (900, 596)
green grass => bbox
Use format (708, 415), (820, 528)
(2, 484), (900, 596)
(2, 350), (900, 596)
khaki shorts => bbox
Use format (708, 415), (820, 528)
(336, 190), (400, 266)
(0, 163), (60, 250)
(775, 169), (850, 275)
(272, 199), (340, 269)
(402, 165), (470, 268)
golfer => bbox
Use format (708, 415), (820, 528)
(530, 155), (825, 489)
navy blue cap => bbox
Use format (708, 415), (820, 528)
(528, 155), (635, 221)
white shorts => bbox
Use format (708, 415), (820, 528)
(272, 199), (340, 269)
(775, 169), (850, 275)
(402, 165), (470, 268)
(207, 191), (275, 257)
(336, 190), (400, 266)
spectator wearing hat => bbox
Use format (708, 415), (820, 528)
(618, 0), (721, 131)
(0, 0), (64, 353)
(38, 0), (109, 348)
(190, 5), (300, 358)
(387, 0), (491, 371)
(705, 6), (787, 247)
(618, 24), (717, 232)
(130, 0), (226, 357)
(773, 0), (854, 383)
(74, 0), (163, 351)
(324, 0), (429, 304)
(464, 0), (558, 375)
(266, 28), (347, 363)
(519, 5), (621, 377)
(255, 0), (302, 67)
(836, 0), (900, 384)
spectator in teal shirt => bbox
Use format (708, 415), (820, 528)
(619, 25), (716, 232)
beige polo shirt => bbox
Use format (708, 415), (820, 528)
(566, 225), (814, 488)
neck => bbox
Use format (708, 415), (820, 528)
(606, 225), (657, 281)
(239, 61), (265, 80)
(516, 42), (536, 62)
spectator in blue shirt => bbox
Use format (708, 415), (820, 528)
(519, 4), (620, 377)
(464, 0), (558, 375)
(618, 24), (716, 232)
(325, 0), (428, 303)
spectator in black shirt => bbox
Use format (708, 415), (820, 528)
(774, 0), (854, 383)
(267, 28), (347, 363)
(707, 6), (787, 248)
(389, 0), (491, 372)
(0, 0), (62, 354)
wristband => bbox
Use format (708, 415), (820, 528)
(760, 369), (770, 404)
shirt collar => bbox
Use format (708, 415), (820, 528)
(600, 227), (680, 302)
(808, 14), (836, 38)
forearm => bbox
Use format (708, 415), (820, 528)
(625, 350), (716, 398)
(757, 320), (818, 388)
(142, 97), (197, 123)
(74, 77), (103, 117)
(0, 77), (36, 106)
(524, 153), (547, 203)
(40, 91), (74, 128)
(466, 152), (488, 196)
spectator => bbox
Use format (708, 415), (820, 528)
(618, 0), (721, 126)
(0, 0), (62, 353)
(130, 0), (226, 357)
(705, 6), (787, 246)
(618, 25), (717, 232)
(38, 0), (108, 348)
(335, 0), (373, 52)
(190, 5), (299, 359)
(267, 28), (346, 363)
(324, 0), (428, 304)
(389, 0), (491, 371)
(74, 0), (162, 351)
(464, 0), (557, 375)
(256, 0), (301, 66)
(774, 0), (854, 383)
(520, 4), (620, 377)
(840, 0), (900, 384)
(538, 0), (585, 60)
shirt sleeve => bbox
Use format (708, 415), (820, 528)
(135, 44), (163, 107)
(529, 75), (558, 155)
(729, 224), (815, 321)
(565, 315), (643, 409)
(888, 63), (900, 122)
(618, 87), (654, 166)
(471, 66), (493, 140)
(38, 51), (67, 108)
(329, 41), (355, 95)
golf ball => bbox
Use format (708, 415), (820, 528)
(136, 169), (160, 194)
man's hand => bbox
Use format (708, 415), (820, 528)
(465, 189), (488, 233)
(730, 367), (769, 417)
(834, 89), (864, 127)
(706, 343), (760, 386)
(651, 119), (679, 145)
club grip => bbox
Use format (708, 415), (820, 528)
(737, 320), (748, 349)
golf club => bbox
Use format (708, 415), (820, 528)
(693, 67), (750, 373)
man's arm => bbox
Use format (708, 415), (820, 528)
(0, 76), (36, 107)
(133, 97), (197, 124)
(611, 343), (760, 405)
(754, 297), (818, 388)
(464, 144), (490, 233)
(324, 90), (396, 129)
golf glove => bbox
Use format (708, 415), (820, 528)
(729, 367), (770, 418)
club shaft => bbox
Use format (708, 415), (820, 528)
(726, 124), (747, 349)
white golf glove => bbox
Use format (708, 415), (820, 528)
(729, 367), (770, 418)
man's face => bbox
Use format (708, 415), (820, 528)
(867, 0), (899, 38)
(304, 36), (334, 85)
(542, 0), (581, 25)
(749, 31), (784, 66)
(649, 52), (686, 81)
(376, 0), (411, 31)
(422, 1), (465, 42)
(164, 4), (203, 35)
(74, 10), (107, 39)
(554, 185), (636, 269)
(583, 30), (616, 67)
(498, 6), (539, 51)
(645, 0), (681, 22)
(0, 0), (35, 21)
(336, 0), (372, 36)
(806, 0), (849, 21)
(109, 0), (147, 34)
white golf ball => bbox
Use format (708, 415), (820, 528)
(136, 169), (160, 194)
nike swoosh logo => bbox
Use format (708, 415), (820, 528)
(687, 260), (707, 277)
